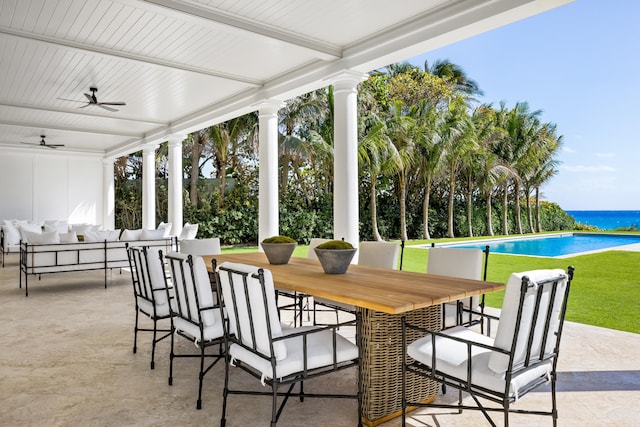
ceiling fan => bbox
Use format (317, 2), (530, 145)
(20, 135), (64, 149)
(58, 87), (126, 112)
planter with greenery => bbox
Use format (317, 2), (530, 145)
(260, 235), (297, 264)
(314, 240), (357, 274)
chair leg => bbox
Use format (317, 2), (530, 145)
(220, 353), (229, 427)
(168, 327), (175, 386)
(133, 309), (139, 354)
(271, 384), (278, 427)
(196, 343), (205, 409)
(150, 318), (157, 370)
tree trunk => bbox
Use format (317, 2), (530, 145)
(502, 181), (509, 235)
(422, 176), (432, 240)
(514, 180), (523, 234)
(525, 190), (534, 233)
(399, 175), (408, 242)
(370, 175), (382, 241)
(447, 169), (455, 238)
(486, 189), (494, 236)
(466, 175), (473, 238)
(535, 186), (542, 232)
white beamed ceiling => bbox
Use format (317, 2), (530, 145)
(0, 0), (572, 157)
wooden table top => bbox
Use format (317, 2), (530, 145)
(203, 252), (504, 315)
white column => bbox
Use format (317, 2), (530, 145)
(256, 100), (284, 246)
(167, 134), (185, 237)
(142, 143), (158, 230)
(102, 157), (116, 230)
(331, 71), (367, 253)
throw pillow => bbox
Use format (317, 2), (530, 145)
(1, 222), (21, 245)
(24, 230), (60, 245)
(18, 223), (43, 242)
(179, 223), (198, 240)
(157, 221), (172, 238)
(59, 231), (79, 244)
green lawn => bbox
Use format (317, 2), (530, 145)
(223, 241), (640, 334)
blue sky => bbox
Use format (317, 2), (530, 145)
(408, 0), (640, 211)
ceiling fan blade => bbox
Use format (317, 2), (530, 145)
(48, 144), (65, 147)
(99, 101), (126, 106)
(97, 104), (119, 112)
(84, 93), (95, 102)
(57, 97), (86, 104)
(78, 104), (91, 109)
(20, 141), (38, 146)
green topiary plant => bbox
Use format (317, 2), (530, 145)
(262, 235), (296, 244)
(316, 240), (354, 250)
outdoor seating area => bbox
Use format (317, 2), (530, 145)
(1, 251), (639, 426)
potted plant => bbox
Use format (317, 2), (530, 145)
(314, 240), (357, 274)
(260, 235), (297, 264)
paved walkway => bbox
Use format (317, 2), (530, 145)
(1, 254), (638, 426)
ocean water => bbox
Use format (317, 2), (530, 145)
(566, 210), (640, 230)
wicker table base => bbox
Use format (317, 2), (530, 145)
(358, 305), (441, 426)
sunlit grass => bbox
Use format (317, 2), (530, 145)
(222, 241), (640, 334)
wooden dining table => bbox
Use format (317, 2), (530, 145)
(203, 252), (504, 426)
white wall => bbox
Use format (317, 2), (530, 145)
(0, 151), (103, 226)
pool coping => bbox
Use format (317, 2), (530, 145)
(409, 232), (640, 259)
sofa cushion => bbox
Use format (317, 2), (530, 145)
(70, 224), (94, 234)
(83, 230), (119, 242)
(140, 228), (165, 240)
(120, 229), (143, 241)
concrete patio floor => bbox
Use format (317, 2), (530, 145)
(1, 253), (639, 426)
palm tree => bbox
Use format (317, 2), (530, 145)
(385, 100), (417, 241)
(424, 59), (483, 101)
(413, 99), (445, 239)
(439, 96), (476, 238)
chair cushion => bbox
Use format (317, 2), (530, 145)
(170, 253), (216, 326)
(174, 313), (225, 343)
(218, 262), (286, 360)
(137, 297), (171, 318)
(408, 326), (552, 399)
(488, 269), (567, 374)
(358, 241), (399, 269)
(146, 248), (168, 306)
(230, 326), (358, 381)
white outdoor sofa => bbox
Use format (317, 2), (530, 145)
(19, 237), (177, 297)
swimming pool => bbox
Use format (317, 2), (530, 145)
(438, 233), (640, 258)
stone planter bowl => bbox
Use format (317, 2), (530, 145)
(314, 248), (357, 274)
(260, 242), (297, 265)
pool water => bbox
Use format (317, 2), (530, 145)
(444, 233), (640, 257)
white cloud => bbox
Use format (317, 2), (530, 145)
(562, 146), (576, 153)
(595, 152), (615, 158)
(561, 165), (616, 172)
